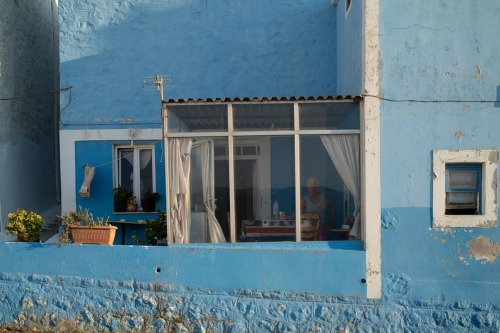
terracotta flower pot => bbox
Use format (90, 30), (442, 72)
(69, 225), (117, 245)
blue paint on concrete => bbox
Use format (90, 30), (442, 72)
(59, 0), (338, 130)
(382, 207), (500, 304)
(74, 140), (165, 221)
(3, 0), (500, 331)
(0, 241), (365, 296)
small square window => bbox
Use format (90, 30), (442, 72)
(445, 164), (481, 215)
(433, 150), (498, 228)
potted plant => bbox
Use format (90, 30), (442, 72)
(132, 210), (167, 245)
(142, 190), (161, 212)
(127, 196), (138, 212)
(113, 186), (131, 212)
(6, 209), (44, 242)
(59, 207), (117, 245)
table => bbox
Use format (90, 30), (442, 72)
(241, 219), (296, 241)
(109, 220), (147, 245)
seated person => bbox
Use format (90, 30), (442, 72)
(300, 177), (334, 240)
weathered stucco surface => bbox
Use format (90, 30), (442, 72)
(467, 236), (500, 263)
(1, 272), (499, 332)
(1, 0), (500, 331)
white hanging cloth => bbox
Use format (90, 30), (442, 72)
(321, 134), (361, 239)
(79, 165), (95, 197)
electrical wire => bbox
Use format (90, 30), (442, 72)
(85, 138), (165, 170)
(363, 94), (500, 104)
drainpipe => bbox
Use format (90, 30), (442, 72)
(0, 194), (4, 234)
(52, 0), (61, 203)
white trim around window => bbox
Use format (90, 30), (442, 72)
(114, 144), (156, 207)
(433, 149), (498, 228)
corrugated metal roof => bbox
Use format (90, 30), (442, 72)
(162, 95), (362, 104)
(162, 96), (361, 131)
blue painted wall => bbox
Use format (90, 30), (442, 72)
(59, 0), (337, 130)
(379, 0), (500, 306)
(74, 140), (166, 244)
(336, 0), (362, 95)
(2, 0), (500, 331)
(74, 140), (166, 219)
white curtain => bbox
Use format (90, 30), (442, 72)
(321, 134), (361, 239)
(139, 149), (152, 171)
(199, 141), (226, 243)
(168, 138), (193, 243)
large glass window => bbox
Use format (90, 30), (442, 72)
(236, 136), (296, 242)
(165, 100), (360, 243)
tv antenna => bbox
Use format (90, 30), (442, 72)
(142, 74), (174, 101)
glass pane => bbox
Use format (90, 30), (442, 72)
(446, 192), (476, 205)
(119, 148), (134, 194)
(190, 142), (207, 242)
(213, 139), (230, 241)
(233, 104), (294, 131)
(139, 149), (153, 204)
(237, 136), (296, 242)
(301, 135), (356, 241)
(189, 138), (230, 243)
(299, 102), (360, 130)
(448, 169), (476, 189)
(168, 105), (228, 133)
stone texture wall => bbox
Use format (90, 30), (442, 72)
(0, 272), (498, 332)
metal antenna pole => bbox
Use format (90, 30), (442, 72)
(154, 75), (164, 102)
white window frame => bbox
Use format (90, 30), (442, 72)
(164, 101), (360, 242)
(163, 99), (381, 299)
(114, 144), (156, 207)
(433, 149), (498, 228)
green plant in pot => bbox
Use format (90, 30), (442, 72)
(142, 190), (161, 212)
(113, 185), (131, 212)
(6, 209), (44, 242)
(58, 206), (116, 245)
(132, 210), (167, 245)
(127, 196), (138, 212)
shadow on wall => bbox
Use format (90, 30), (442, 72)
(59, 1), (338, 127)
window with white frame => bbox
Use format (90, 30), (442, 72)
(115, 145), (155, 211)
(163, 100), (361, 244)
(433, 149), (498, 228)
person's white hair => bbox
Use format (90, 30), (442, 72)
(306, 177), (318, 187)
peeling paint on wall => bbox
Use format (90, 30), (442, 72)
(381, 210), (399, 229)
(466, 236), (500, 263)
(475, 65), (482, 81)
